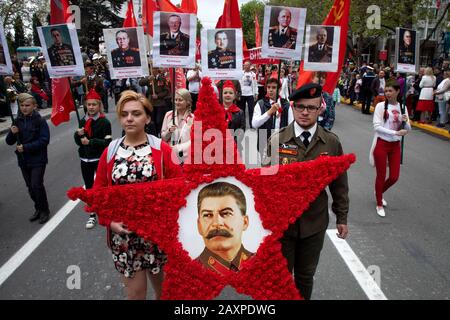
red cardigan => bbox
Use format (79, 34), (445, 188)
(93, 135), (182, 234)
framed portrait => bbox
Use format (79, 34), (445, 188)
(103, 27), (149, 79)
(0, 21), (13, 75)
(178, 177), (271, 273)
(37, 24), (84, 78)
(261, 6), (307, 60)
(200, 28), (243, 80)
(303, 25), (340, 72)
(395, 28), (419, 74)
(153, 11), (197, 68)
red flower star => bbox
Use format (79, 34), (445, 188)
(68, 78), (355, 300)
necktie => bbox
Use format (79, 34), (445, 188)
(301, 131), (311, 149)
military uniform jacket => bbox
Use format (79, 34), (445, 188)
(48, 43), (75, 66)
(268, 26), (297, 49)
(196, 246), (254, 276)
(399, 44), (414, 64)
(266, 122), (349, 239)
(111, 47), (141, 68)
(208, 48), (236, 69)
(160, 32), (190, 56)
(308, 43), (333, 63)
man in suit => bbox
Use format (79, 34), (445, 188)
(208, 30), (236, 69)
(195, 182), (254, 275)
(111, 30), (141, 68)
(160, 14), (190, 56)
(48, 28), (76, 66)
(268, 8), (297, 49)
(308, 27), (333, 63)
(265, 83), (349, 300)
(399, 29), (415, 65)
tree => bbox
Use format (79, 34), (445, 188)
(32, 13), (42, 47)
(70, 0), (127, 50)
(13, 16), (26, 48)
(197, 18), (203, 38)
(6, 31), (15, 55)
(240, 0), (265, 48)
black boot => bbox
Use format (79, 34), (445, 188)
(29, 211), (41, 222)
(39, 210), (50, 224)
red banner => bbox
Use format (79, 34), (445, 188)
(379, 50), (387, 61)
(123, 0), (138, 27)
(254, 14), (261, 48)
(175, 68), (186, 90)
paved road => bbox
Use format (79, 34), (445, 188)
(0, 103), (448, 300)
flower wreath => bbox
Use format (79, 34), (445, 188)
(68, 78), (355, 300)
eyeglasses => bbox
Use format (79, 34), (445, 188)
(293, 104), (320, 112)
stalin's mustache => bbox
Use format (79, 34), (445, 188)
(206, 228), (232, 239)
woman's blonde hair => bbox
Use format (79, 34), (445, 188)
(116, 90), (153, 118)
(175, 88), (192, 111)
(424, 67), (434, 76)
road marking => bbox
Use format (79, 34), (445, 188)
(326, 229), (388, 300)
(0, 199), (81, 287)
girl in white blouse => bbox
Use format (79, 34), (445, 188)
(370, 80), (411, 217)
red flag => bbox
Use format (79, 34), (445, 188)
(157, 0), (184, 13)
(181, 0), (197, 14)
(175, 68), (187, 90)
(296, 0), (351, 94)
(216, 0), (249, 59)
(50, 0), (74, 126)
(142, 0), (158, 35)
(254, 13), (261, 47)
(123, 0), (138, 27)
(196, 38), (201, 61)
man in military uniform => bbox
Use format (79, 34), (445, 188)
(160, 14), (190, 56)
(72, 62), (106, 112)
(399, 29), (415, 65)
(265, 83), (349, 300)
(268, 8), (297, 49)
(208, 30), (236, 69)
(48, 28), (75, 66)
(111, 30), (141, 68)
(195, 182), (254, 275)
(308, 27), (333, 63)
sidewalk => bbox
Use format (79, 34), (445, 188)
(0, 108), (53, 136)
(340, 98), (450, 139)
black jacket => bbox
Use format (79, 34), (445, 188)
(74, 116), (112, 160)
(6, 110), (50, 168)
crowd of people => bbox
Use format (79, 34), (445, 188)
(337, 60), (450, 131)
(2, 49), (425, 300)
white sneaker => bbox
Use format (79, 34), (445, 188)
(374, 192), (387, 207)
(86, 216), (97, 229)
(376, 206), (386, 217)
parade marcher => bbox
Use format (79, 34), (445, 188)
(5, 93), (51, 224)
(72, 62), (106, 112)
(74, 89), (112, 229)
(111, 30), (141, 68)
(220, 81), (245, 152)
(30, 76), (49, 109)
(361, 66), (376, 114)
(93, 90), (181, 300)
(160, 88), (194, 163)
(239, 61), (258, 128)
(312, 73), (335, 130)
(371, 70), (386, 108)
(252, 77), (293, 153)
(186, 64), (202, 112)
(433, 69), (450, 128)
(416, 67), (436, 124)
(370, 80), (411, 217)
(265, 83), (349, 300)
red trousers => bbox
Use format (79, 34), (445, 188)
(373, 138), (401, 207)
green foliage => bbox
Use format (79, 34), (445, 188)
(240, 0), (265, 48)
(32, 13), (42, 47)
(13, 16), (26, 48)
(197, 18), (203, 38)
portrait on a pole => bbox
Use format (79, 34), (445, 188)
(104, 27), (149, 80)
(261, 5), (307, 60)
(201, 28), (243, 80)
(0, 21), (13, 75)
(37, 24), (84, 78)
(395, 28), (419, 74)
(303, 25), (340, 72)
(153, 11), (196, 68)
(178, 178), (271, 274)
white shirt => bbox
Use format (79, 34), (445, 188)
(252, 99), (294, 129)
(240, 71), (258, 97)
(171, 32), (179, 39)
(373, 101), (411, 142)
(294, 122), (317, 145)
(186, 69), (202, 93)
